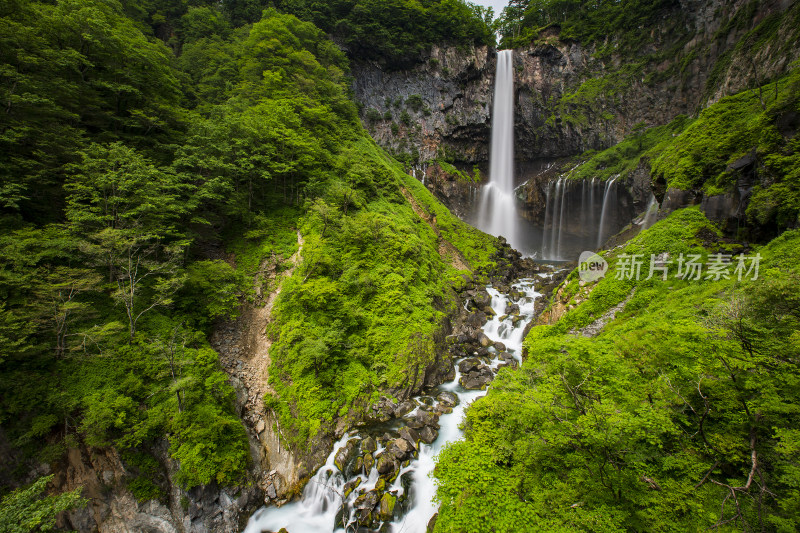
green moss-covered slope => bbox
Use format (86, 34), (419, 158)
(434, 209), (800, 531)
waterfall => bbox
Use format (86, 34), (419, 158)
(476, 50), (516, 247)
(596, 177), (618, 248)
(640, 194), (659, 230)
(541, 180), (552, 258)
(549, 178), (564, 259)
(580, 179), (588, 230)
(555, 179), (568, 259)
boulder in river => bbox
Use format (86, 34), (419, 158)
(405, 408), (439, 429)
(361, 436), (377, 454)
(398, 427), (419, 447)
(343, 477), (362, 498)
(497, 352), (518, 369)
(387, 437), (415, 460)
(418, 425), (438, 444)
(458, 357), (481, 373)
(393, 400), (416, 418)
(363, 452), (374, 473)
(460, 366), (494, 390)
(375, 452), (398, 476)
(334, 439), (358, 473)
(437, 391), (458, 407)
(477, 333), (493, 347)
(378, 492), (397, 521)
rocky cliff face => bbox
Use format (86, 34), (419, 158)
(55, 442), (262, 533)
(352, 44), (495, 164)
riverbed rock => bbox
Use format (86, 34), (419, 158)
(354, 490), (381, 526)
(458, 357), (481, 373)
(460, 366), (494, 389)
(477, 333), (493, 347)
(334, 439), (358, 473)
(375, 452), (398, 476)
(493, 341), (506, 351)
(505, 302), (520, 315)
(497, 352), (518, 369)
(437, 391), (458, 407)
(405, 409), (439, 429)
(361, 436), (377, 454)
(418, 426), (438, 444)
(363, 453), (374, 473)
(343, 477), (362, 498)
(378, 492), (398, 521)
(393, 400), (417, 418)
(427, 513), (438, 533)
(398, 427), (419, 447)
(386, 437), (415, 461)
(442, 363), (456, 382)
(355, 490), (380, 510)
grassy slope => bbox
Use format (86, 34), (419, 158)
(558, 66), (800, 233)
(434, 209), (800, 531)
(262, 136), (499, 448)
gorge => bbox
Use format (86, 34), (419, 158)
(1, 1), (800, 532)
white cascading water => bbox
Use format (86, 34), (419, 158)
(476, 50), (517, 249)
(596, 177), (618, 248)
(640, 194), (659, 230)
(244, 279), (543, 533)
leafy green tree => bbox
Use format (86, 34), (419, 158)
(0, 475), (86, 533)
(65, 143), (190, 340)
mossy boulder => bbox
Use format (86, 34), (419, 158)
(378, 492), (397, 521)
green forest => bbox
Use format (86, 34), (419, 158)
(1, 0), (799, 531)
(0, 0), (495, 510)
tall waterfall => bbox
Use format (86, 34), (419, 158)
(476, 50), (517, 247)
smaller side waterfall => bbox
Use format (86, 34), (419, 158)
(640, 194), (660, 230)
(596, 177), (618, 248)
(555, 179), (568, 259)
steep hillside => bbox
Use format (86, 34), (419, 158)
(0, 2), (502, 530)
(434, 208), (800, 531)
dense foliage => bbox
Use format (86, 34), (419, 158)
(498, 0), (679, 50)
(0, 475), (85, 532)
(435, 209), (800, 531)
(0, 0), (496, 499)
(272, 0), (496, 68)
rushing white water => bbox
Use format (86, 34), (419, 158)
(476, 50), (518, 248)
(244, 279), (542, 533)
